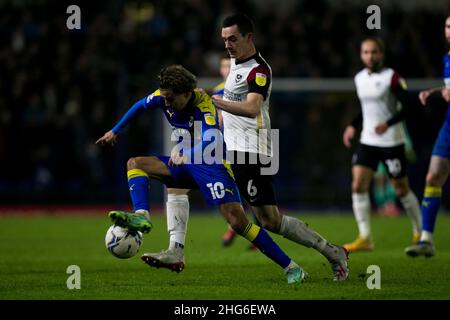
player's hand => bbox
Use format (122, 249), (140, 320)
(195, 87), (206, 94)
(441, 88), (450, 102)
(375, 122), (388, 135)
(169, 152), (187, 166)
(212, 95), (223, 103)
(418, 90), (430, 106)
(343, 126), (355, 148)
(96, 130), (117, 146)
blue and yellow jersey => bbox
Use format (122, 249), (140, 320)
(212, 81), (225, 96)
(443, 51), (450, 123)
(111, 89), (222, 162)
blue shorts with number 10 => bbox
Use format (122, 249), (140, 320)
(432, 120), (450, 159)
(158, 156), (241, 206)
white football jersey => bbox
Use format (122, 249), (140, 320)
(355, 67), (405, 147)
(221, 52), (272, 156)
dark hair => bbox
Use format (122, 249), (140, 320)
(158, 65), (197, 94)
(362, 36), (385, 54)
(222, 13), (254, 36)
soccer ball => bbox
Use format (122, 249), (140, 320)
(105, 225), (143, 259)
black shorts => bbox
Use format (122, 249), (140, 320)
(352, 143), (407, 179)
(229, 151), (278, 206)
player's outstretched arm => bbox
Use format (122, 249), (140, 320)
(96, 97), (150, 147)
(96, 130), (117, 146)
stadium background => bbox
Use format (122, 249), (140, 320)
(1, 0), (449, 213)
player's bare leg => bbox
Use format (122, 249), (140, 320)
(109, 156), (172, 233)
(390, 177), (421, 243)
(219, 202), (308, 284)
(251, 204), (348, 281)
(344, 165), (374, 252)
(406, 156), (450, 257)
(141, 188), (190, 273)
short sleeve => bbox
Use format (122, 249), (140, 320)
(247, 65), (271, 99)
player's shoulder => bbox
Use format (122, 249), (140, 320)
(382, 67), (396, 77)
(245, 53), (271, 86)
(193, 90), (215, 114)
(354, 68), (368, 81)
(250, 53), (271, 75)
(444, 50), (450, 60)
(146, 89), (163, 104)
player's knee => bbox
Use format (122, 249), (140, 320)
(127, 157), (137, 170)
(426, 171), (444, 187)
(257, 215), (279, 232)
(352, 181), (367, 193)
(394, 185), (409, 198)
(226, 209), (247, 234)
(168, 188), (189, 196)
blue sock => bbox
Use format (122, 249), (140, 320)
(243, 223), (291, 269)
(421, 186), (442, 233)
(127, 169), (150, 212)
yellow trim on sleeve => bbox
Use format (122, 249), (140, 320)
(127, 169), (149, 180)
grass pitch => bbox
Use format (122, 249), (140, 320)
(0, 212), (449, 300)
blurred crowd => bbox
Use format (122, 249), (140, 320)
(0, 0), (448, 206)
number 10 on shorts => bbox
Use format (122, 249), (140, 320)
(207, 182), (225, 199)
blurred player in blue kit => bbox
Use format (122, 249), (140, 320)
(406, 15), (450, 258)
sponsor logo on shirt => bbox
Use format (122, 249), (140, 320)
(224, 89), (245, 102)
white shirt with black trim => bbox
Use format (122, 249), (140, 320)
(355, 67), (406, 147)
(222, 52), (273, 156)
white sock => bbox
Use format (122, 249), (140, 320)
(279, 215), (327, 252)
(135, 209), (150, 220)
(352, 193), (371, 239)
(399, 191), (422, 234)
(166, 194), (189, 250)
(420, 230), (433, 243)
(283, 260), (298, 272)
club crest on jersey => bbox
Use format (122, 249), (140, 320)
(204, 113), (216, 126)
(235, 74), (242, 82)
(255, 73), (267, 86)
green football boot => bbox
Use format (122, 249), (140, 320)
(285, 263), (309, 284)
(108, 210), (152, 234)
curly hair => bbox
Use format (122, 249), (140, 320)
(158, 65), (197, 94)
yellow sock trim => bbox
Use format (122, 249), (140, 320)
(243, 223), (260, 242)
(424, 186), (442, 198)
(127, 169), (148, 180)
